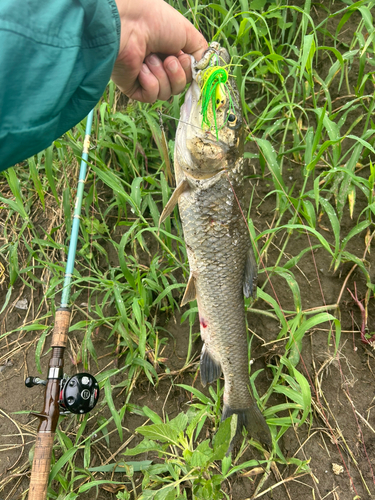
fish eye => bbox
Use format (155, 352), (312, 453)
(227, 113), (237, 124)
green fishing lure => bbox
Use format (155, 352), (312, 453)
(198, 65), (235, 139)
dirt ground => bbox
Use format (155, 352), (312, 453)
(1, 4), (375, 500)
(1, 165), (374, 500)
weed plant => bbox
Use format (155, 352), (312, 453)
(1, 0), (375, 499)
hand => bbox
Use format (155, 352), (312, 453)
(112, 0), (207, 103)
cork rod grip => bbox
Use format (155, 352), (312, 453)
(51, 309), (71, 348)
(28, 433), (55, 500)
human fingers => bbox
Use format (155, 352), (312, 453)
(130, 63), (160, 103)
(133, 55), (188, 103)
(177, 53), (193, 82)
(145, 54), (172, 101)
(163, 56), (188, 96)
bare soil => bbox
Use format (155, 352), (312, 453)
(1, 161), (374, 500)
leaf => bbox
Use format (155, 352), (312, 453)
(222, 455), (232, 476)
(169, 412), (188, 433)
(292, 367), (311, 426)
(143, 406), (163, 424)
(177, 384), (211, 405)
(286, 313), (339, 357)
(154, 485), (176, 500)
(304, 127), (314, 167)
(152, 283), (185, 307)
(104, 378), (123, 441)
(4, 167), (28, 218)
(319, 198), (340, 257)
(278, 272), (301, 313)
(258, 223), (333, 256)
(35, 328), (49, 374)
(250, 0), (267, 9)
(252, 138), (286, 194)
(347, 134), (375, 155)
(256, 288), (288, 335)
(88, 460), (152, 472)
(44, 145), (59, 203)
(0, 287), (12, 315)
(136, 423), (179, 445)
(189, 440), (213, 467)
(78, 480), (124, 494)
(119, 234), (136, 290)
(123, 439), (163, 456)
(28, 157), (45, 209)
(49, 447), (77, 482)
(341, 220), (371, 251)
(131, 177), (143, 209)
(143, 112), (173, 185)
(358, 6), (373, 34)
(300, 34), (315, 79)
(212, 417), (232, 461)
(113, 284), (128, 330)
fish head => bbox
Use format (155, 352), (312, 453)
(175, 43), (244, 181)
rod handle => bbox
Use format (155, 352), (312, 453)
(51, 308), (71, 348)
(28, 433), (55, 500)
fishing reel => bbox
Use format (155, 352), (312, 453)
(25, 372), (99, 415)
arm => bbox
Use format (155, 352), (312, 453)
(0, 0), (119, 172)
(0, 0), (206, 172)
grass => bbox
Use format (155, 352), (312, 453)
(1, 0), (375, 498)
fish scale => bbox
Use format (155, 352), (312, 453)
(179, 165), (251, 407)
(160, 42), (271, 450)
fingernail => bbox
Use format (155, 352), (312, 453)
(181, 58), (191, 71)
(167, 59), (178, 74)
(148, 54), (160, 66)
(142, 64), (151, 74)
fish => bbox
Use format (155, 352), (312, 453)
(160, 42), (271, 449)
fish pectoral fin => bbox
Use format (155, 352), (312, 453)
(243, 247), (258, 299)
(200, 343), (222, 386)
(180, 274), (196, 306)
(159, 178), (189, 225)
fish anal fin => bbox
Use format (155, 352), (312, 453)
(222, 403), (272, 454)
(200, 343), (221, 387)
(180, 274), (196, 306)
(243, 247), (258, 299)
(159, 178), (189, 225)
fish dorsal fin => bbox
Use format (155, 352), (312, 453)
(243, 247), (258, 298)
(180, 273), (196, 306)
(159, 178), (189, 225)
(200, 343), (222, 386)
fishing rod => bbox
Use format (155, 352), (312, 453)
(26, 109), (100, 500)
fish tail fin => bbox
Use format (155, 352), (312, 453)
(222, 403), (272, 453)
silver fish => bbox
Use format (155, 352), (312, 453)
(160, 42), (271, 449)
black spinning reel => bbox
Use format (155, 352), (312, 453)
(25, 372), (99, 415)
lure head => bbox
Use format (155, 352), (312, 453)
(175, 43), (243, 181)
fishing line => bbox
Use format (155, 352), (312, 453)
(158, 112), (204, 132)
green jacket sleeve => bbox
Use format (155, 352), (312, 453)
(0, 0), (120, 172)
